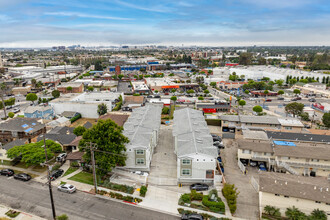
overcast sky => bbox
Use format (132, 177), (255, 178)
(1, 0), (330, 47)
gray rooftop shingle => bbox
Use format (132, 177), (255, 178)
(0, 118), (44, 133)
(173, 108), (217, 157)
(266, 131), (330, 143)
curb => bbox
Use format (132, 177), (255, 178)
(94, 194), (180, 217)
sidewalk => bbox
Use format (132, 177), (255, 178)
(0, 204), (46, 220)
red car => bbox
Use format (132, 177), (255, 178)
(265, 99), (272, 102)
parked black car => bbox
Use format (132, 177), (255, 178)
(0, 169), (15, 176)
(181, 213), (204, 220)
(14, 173), (31, 181)
(211, 134), (222, 142)
(190, 183), (209, 191)
(213, 141), (224, 149)
(50, 169), (64, 181)
(277, 97), (284, 100)
(308, 98), (316, 102)
(154, 95), (161, 98)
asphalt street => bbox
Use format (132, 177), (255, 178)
(0, 177), (180, 220)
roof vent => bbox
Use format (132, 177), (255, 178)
(314, 186), (317, 190)
(285, 181), (287, 185)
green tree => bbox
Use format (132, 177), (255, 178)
(289, 78), (297, 86)
(187, 89), (195, 94)
(285, 102), (304, 117)
(171, 89), (176, 93)
(244, 90), (249, 94)
(87, 86), (94, 92)
(238, 100), (246, 109)
(285, 206), (306, 220)
(264, 205), (281, 217)
(322, 112), (330, 128)
(73, 126), (87, 136)
(239, 52), (252, 65)
(264, 90), (269, 96)
(97, 103), (108, 116)
(300, 112), (309, 121)
(222, 183), (239, 214)
(36, 81), (43, 88)
(204, 89), (210, 94)
(198, 96), (204, 100)
(309, 209), (327, 220)
(278, 90), (284, 95)
(253, 105), (263, 114)
(8, 112), (14, 118)
(52, 90), (60, 98)
(170, 96), (177, 102)
(118, 74), (124, 80)
(162, 107), (169, 114)
(79, 119), (129, 175)
(26, 93), (38, 105)
(7, 140), (61, 166)
(293, 89), (301, 95)
(31, 78), (37, 88)
(210, 82), (217, 87)
(275, 79), (284, 87)
(66, 86), (73, 93)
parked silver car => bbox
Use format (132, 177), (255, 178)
(58, 184), (76, 193)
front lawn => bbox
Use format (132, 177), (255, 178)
(68, 171), (94, 185)
(63, 167), (78, 177)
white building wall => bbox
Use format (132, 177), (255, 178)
(260, 192), (330, 216)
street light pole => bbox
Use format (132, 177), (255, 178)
(42, 132), (56, 220)
(87, 142), (98, 193)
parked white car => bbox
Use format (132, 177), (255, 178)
(249, 98), (257, 101)
(58, 184), (76, 193)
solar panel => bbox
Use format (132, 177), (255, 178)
(32, 123), (36, 125)
(24, 128), (34, 133)
(22, 124), (28, 128)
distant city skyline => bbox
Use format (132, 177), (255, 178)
(1, 0), (330, 48)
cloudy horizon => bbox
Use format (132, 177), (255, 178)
(1, 0), (330, 48)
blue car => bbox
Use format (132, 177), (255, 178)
(259, 163), (267, 171)
(217, 156), (222, 163)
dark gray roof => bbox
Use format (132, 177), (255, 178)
(2, 139), (27, 150)
(83, 122), (93, 129)
(61, 111), (79, 118)
(37, 126), (76, 146)
(266, 131), (330, 143)
(0, 118), (44, 133)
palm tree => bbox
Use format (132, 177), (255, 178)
(310, 209), (326, 220)
(31, 78), (37, 88)
(285, 206), (306, 220)
(264, 205), (273, 215)
(0, 83), (7, 119)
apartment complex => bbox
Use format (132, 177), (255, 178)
(122, 104), (161, 171)
(173, 108), (218, 184)
(238, 131), (330, 177)
(259, 173), (330, 217)
(220, 115), (304, 133)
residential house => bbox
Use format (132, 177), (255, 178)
(195, 100), (230, 113)
(131, 81), (150, 94)
(122, 105), (161, 172)
(122, 95), (146, 110)
(99, 113), (130, 127)
(259, 173), (330, 217)
(37, 126), (77, 152)
(61, 111), (80, 119)
(24, 106), (55, 120)
(46, 117), (70, 128)
(0, 139), (28, 161)
(173, 108), (218, 184)
(0, 118), (46, 144)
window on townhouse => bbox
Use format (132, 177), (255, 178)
(284, 195), (289, 198)
(275, 194), (280, 196)
(315, 201), (321, 204)
(136, 150), (144, 155)
(136, 158), (145, 165)
(243, 150), (251, 154)
(182, 159), (191, 165)
(182, 169), (191, 175)
(285, 127), (292, 130)
(311, 159), (319, 162)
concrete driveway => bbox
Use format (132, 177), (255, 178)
(222, 139), (259, 220)
(148, 124), (177, 186)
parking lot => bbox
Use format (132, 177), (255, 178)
(117, 81), (132, 93)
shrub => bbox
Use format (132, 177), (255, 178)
(222, 183), (239, 214)
(115, 193), (123, 200)
(135, 198), (142, 203)
(5, 210), (20, 218)
(191, 190), (203, 201)
(56, 214), (69, 220)
(202, 195), (225, 213)
(208, 189), (218, 198)
(8, 112), (14, 118)
(70, 113), (81, 123)
(140, 185), (148, 197)
(177, 208), (184, 214)
(71, 161), (79, 167)
(110, 192), (115, 198)
(181, 193), (191, 203)
(52, 163), (61, 171)
(124, 196), (133, 202)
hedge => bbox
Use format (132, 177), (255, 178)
(70, 113), (81, 123)
(140, 185), (148, 197)
(202, 195), (225, 213)
(222, 183), (239, 214)
(98, 190), (142, 203)
(101, 180), (134, 194)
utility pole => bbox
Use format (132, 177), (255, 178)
(87, 142), (98, 193)
(41, 132), (56, 220)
